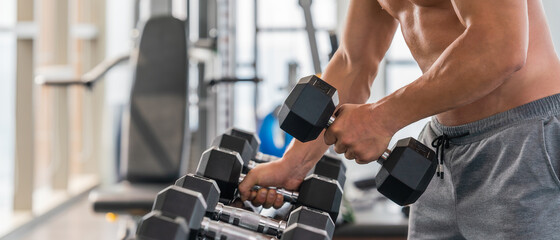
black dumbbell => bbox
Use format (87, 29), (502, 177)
(176, 173), (335, 238)
(312, 154), (347, 188)
(211, 133), (274, 172)
(225, 128), (278, 164)
(212, 133), (347, 188)
(136, 211), (190, 240)
(141, 185), (330, 239)
(278, 75), (437, 206)
(282, 223), (331, 240)
(196, 147), (343, 220)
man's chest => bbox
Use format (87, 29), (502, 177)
(376, 0), (452, 19)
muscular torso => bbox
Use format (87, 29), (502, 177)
(378, 0), (560, 125)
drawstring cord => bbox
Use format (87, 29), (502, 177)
(431, 132), (469, 179)
(431, 135), (450, 179)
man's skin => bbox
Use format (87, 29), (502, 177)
(239, 0), (560, 209)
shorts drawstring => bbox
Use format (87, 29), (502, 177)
(431, 132), (469, 179)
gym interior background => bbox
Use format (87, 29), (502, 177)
(0, 0), (559, 239)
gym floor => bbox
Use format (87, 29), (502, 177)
(3, 197), (118, 240)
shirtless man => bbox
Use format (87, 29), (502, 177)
(239, 0), (560, 238)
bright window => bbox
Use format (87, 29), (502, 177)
(234, 0), (337, 130)
(0, 0), (16, 218)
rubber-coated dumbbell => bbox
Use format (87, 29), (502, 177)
(176, 173), (335, 238)
(136, 211), (190, 240)
(137, 206), (271, 240)
(225, 128), (279, 164)
(212, 133), (347, 188)
(312, 154), (347, 188)
(278, 75), (437, 206)
(139, 185), (331, 239)
(196, 147), (343, 220)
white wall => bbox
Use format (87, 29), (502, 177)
(0, 0), (16, 217)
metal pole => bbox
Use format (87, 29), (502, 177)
(253, 0), (259, 124)
(299, 0), (322, 74)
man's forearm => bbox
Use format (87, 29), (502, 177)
(324, 49), (380, 104)
(280, 0), (396, 168)
(374, 27), (527, 134)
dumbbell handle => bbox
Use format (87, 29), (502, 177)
(238, 174), (300, 203)
(253, 152), (280, 163)
(200, 217), (275, 240)
(379, 151), (391, 163)
(215, 203), (287, 236)
(246, 161), (259, 171)
(327, 116), (336, 126)
(246, 157), (281, 170)
(326, 116), (392, 163)
(245, 159), (274, 172)
(246, 154), (279, 171)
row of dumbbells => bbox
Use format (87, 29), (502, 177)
(136, 128), (347, 240)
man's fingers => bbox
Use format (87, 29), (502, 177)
(249, 191), (257, 201)
(252, 188), (268, 206)
(263, 189), (278, 209)
(334, 142), (348, 154)
(352, 145), (380, 164)
(238, 172), (258, 201)
(324, 128), (337, 145)
(333, 105), (345, 117)
(344, 150), (356, 160)
(273, 194), (284, 209)
(354, 153), (370, 164)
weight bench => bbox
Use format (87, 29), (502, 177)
(88, 16), (188, 217)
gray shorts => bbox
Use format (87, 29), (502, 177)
(408, 94), (560, 240)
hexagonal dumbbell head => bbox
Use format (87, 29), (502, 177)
(175, 174), (220, 213)
(136, 211), (190, 240)
(278, 75), (339, 142)
(286, 206), (335, 239)
(375, 137), (437, 206)
(152, 186), (207, 234)
(226, 128), (261, 157)
(196, 147), (244, 201)
(282, 223), (330, 240)
(312, 154), (347, 188)
(211, 133), (254, 165)
(297, 174), (343, 221)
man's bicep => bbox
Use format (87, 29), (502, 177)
(340, 0), (398, 65)
(451, 0), (528, 31)
(451, 0), (528, 62)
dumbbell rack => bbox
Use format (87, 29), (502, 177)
(135, 128), (345, 240)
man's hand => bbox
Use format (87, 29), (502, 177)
(324, 103), (393, 164)
(238, 160), (309, 209)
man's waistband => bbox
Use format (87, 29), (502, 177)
(430, 93), (560, 143)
